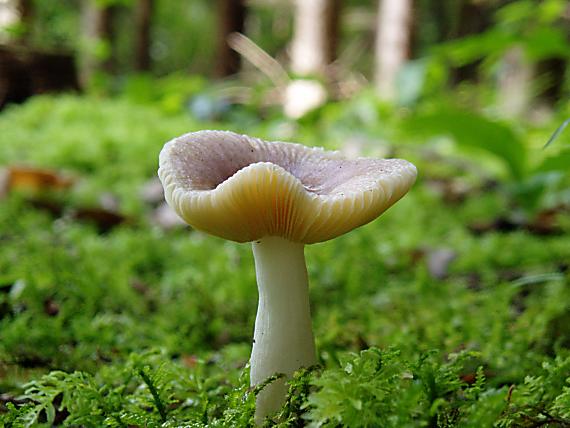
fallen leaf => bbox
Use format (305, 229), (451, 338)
(43, 298), (60, 317)
(5, 166), (74, 193)
(468, 217), (520, 235)
(182, 355), (199, 368)
(72, 207), (127, 233)
(130, 279), (150, 296)
(527, 208), (563, 236)
(27, 198), (65, 217)
(425, 177), (472, 204)
(469, 208), (565, 236)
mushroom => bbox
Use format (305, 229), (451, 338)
(158, 130), (417, 423)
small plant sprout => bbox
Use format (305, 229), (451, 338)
(158, 130), (417, 423)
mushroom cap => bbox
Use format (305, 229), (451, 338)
(158, 130), (417, 244)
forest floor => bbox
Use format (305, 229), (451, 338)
(0, 94), (569, 427)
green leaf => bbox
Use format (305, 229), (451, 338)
(406, 109), (527, 179)
(535, 150), (570, 174)
(523, 27), (570, 60)
(438, 30), (515, 66)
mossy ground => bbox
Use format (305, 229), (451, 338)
(0, 95), (569, 427)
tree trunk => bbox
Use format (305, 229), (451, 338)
(16, 0), (33, 44)
(215, 0), (246, 77)
(80, 0), (116, 87)
(497, 46), (533, 118)
(324, 0), (341, 69)
(450, 0), (492, 84)
(374, 0), (413, 100)
(134, 0), (153, 72)
(0, 46), (79, 110)
(536, 57), (567, 107)
(290, 0), (341, 77)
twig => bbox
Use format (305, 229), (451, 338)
(543, 118), (570, 149)
(227, 32), (289, 87)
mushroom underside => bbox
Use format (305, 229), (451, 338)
(159, 130), (417, 243)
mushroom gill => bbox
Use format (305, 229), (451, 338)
(159, 130), (417, 244)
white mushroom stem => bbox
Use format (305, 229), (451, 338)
(250, 236), (317, 423)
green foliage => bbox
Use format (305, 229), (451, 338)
(120, 73), (207, 113)
(8, 348), (568, 427)
(3, 349), (256, 427)
(26, 0), (79, 51)
(1, 95), (569, 426)
(0, 96), (196, 214)
(304, 348), (421, 427)
(440, 0), (570, 66)
(304, 349), (506, 427)
(400, 105), (570, 212)
(406, 109), (527, 179)
(498, 355), (570, 427)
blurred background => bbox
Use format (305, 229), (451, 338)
(0, 0), (568, 117)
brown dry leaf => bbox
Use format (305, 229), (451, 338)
(182, 355), (199, 368)
(461, 370), (493, 385)
(469, 208), (565, 236)
(43, 298), (60, 317)
(468, 217), (520, 235)
(4, 166), (74, 194)
(425, 177), (471, 204)
(71, 207), (127, 233)
(27, 198), (66, 217)
(130, 279), (151, 296)
(26, 197), (128, 233)
(527, 208), (564, 236)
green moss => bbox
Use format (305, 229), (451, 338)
(0, 95), (569, 426)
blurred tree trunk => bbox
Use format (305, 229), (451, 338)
(497, 46), (533, 118)
(285, 0), (340, 119)
(16, 0), (33, 44)
(80, 0), (116, 87)
(215, 0), (246, 77)
(290, 0), (341, 77)
(496, 48), (567, 118)
(324, 0), (341, 70)
(449, 0), (492, 84)
(536, 57), (567, 107)
(0, 46), (79, 109)
(374, 0), (414, 100)
(134, 0), (153, 71)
